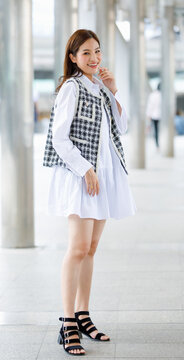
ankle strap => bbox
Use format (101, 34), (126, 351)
(75, 311), (89, 316)
(59, 316), (77, 322)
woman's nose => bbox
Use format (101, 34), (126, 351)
(90, 55), (98, 62)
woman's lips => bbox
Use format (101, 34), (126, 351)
(88, 64), (98, 68)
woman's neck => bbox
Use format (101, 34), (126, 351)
(83, 73), (95, 83)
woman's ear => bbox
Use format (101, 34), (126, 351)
(69, 53), (76, 64)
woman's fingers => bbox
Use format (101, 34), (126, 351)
(88, 181), (99, 196)
(89, 183), (94, 196)
(88, 183), (95, 196)
(89, 183), (96, 196)
(100, 71), (112, 80)
(84, 168), (99, 196)
(96, 181), (100, 195)
(91, 183), (98, 196)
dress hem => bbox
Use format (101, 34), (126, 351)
(46, 208), (137, 220)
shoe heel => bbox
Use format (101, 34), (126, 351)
(57, 333), (63, 345)
(78, 331), (83, 339)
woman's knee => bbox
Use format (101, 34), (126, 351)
(88, 238), (99, 256)
(68, 243), (90, 261)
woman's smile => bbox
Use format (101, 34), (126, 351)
(87, 63), (98, 68)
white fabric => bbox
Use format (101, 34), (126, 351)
(146, 90), (161, 120)
(47, 74), (137, 220)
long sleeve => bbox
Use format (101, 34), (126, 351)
(108, 89), (128, 135)
(52, 81), (93, 177)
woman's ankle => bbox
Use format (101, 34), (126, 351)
(75, 308), (89, 313)
(63, 312), (76, 318)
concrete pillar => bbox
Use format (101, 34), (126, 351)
(129, 0), (146, 168)
(115, 26), (130, 124)
(1, 0), (34, 248)
(78, 0), (96, 30)
(95, 0), (115, 71)
(54, 0), (78, 86)
(160, 5), (175, 157)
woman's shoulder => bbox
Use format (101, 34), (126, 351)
(59, 77), (77, 91)
(55, 78), (77, 103)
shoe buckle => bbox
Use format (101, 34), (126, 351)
(65, 339), (70, 344)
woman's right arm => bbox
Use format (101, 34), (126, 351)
(52, 81), (93, 177)
(52, 81), (99, 195)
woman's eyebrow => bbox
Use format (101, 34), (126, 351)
(82, 47), (100, 51)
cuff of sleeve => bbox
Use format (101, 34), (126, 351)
(113, 90), (127, 123)
(109, 89), (124, 113)
(109, 89), (128, 135)
(114, 90), (123, 108)
(66, 157), (93, 177)
(80, 161), (93, 177)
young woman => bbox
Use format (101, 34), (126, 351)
(43, 29), (136, 356)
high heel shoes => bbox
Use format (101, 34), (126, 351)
(75, 311), (110, 342)
(58, 316), (85, 356)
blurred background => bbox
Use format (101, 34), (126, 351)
(32, 0), (184, 133)
(0, 2), (184, 359)
(25, 0), (184, 134)
(0, 0), (184, 248)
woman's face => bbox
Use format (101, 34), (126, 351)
(69, 38), (102, 80)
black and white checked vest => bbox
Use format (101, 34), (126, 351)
(43, 77), (128, 175)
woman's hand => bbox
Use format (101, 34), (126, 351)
(98, 67), (117, 95)
(98, 66), (122, 115)
(84, 167), (99, 196)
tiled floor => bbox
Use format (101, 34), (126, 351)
(0, 134), (184, 359)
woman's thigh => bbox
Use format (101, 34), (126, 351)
(92, 219), (106, 239)
(68, 214), (95, 253)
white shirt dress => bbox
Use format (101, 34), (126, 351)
(47, 74), (137, 220)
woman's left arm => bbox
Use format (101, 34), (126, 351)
(109, 89), (128, 135)
(98, 67), (127, 135)
(113, 91), (122, 116)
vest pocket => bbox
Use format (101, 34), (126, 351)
(78, 100), (95, 122)
(69, 135), (87, 144)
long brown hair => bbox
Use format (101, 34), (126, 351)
(55, 29), (100, 93)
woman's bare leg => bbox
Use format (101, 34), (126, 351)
(61, 214), (94, 354)
(75, 219), (109, 340)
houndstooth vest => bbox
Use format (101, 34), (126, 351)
(43, 77), (128, 175)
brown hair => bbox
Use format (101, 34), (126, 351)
(55, 29), (100, 93)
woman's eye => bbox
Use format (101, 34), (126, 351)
(83, 50), (100, 55)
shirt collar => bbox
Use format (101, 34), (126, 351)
(75, 72), (104, 91)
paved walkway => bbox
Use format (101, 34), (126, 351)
(0, 134), (184, 359)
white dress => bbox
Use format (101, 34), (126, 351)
(47, 74), (137, 220)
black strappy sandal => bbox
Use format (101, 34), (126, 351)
(75, 311), (110, 342)
(57, 316), (85, 356)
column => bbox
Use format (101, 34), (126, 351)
(129, 0), (146, 168)
(95, 0), (115, 71)
(54, 0), (78, 86)
(78, 0), (96, 30)
(160, 4), (175, 157)
(1, 0), (34, 248)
